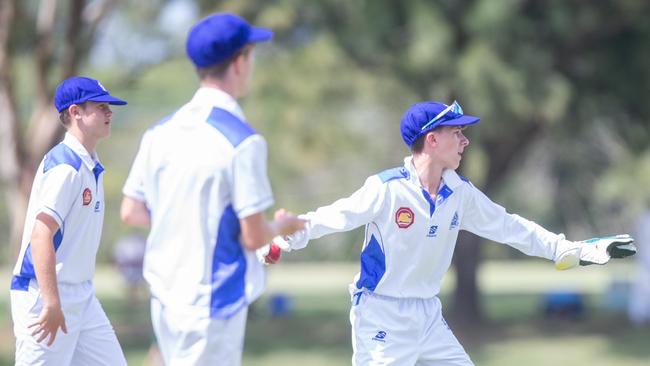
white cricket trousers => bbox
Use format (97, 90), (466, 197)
(10, 280), (126, 366)
(151, 296), (248, 366)
(350, 291), (474, 366)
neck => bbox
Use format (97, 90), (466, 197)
(412, 152), (443, 195)
(201, 77), (238, 99)
(68, 128), (97, 155)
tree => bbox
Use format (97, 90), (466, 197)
(0, 0), (118, 252)
(274, 0), (650, 323)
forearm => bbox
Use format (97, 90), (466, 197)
(241, 211), (305, 251)
(31, 219), (61, 308)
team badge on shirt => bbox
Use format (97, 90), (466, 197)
(82, 188), (92, 205)
(395, 207), (414, 228)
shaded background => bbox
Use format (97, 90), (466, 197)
(1, 0), (650, 365)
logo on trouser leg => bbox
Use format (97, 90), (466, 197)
(372, 331), (387, 342)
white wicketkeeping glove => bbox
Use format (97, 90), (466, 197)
(554, 234), (637, 270)
(271, 228), (309, 253)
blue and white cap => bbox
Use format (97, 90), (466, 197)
(186, 12), (273, 68)
(54, 76), (127, 113)
(400, 100), (480, 147)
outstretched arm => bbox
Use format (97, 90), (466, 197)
(460, 183), (636, 268)
(278, 175), (386, 251)
(240, 211), (305, 251)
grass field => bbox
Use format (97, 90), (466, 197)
(1, 261), (649, 365)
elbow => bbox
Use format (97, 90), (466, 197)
(119, 209), (134, 225)
(120, 205), (145, 227)
(120, 197), (150, 227)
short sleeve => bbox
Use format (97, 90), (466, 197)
(231, 135), (274, 218)
(122, 131), (151, 202)
(37, 165), (82, 227)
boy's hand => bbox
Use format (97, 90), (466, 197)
(554, 234), (636, 270)
(256, 242), (282, 265)
(29, 303), (68, 346)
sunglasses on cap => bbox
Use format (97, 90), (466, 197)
(419, 100), (464, 131)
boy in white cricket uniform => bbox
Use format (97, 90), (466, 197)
(120, 13), (304, 366)
(279, 100), (636, 365)
(10, 76), (128, 365)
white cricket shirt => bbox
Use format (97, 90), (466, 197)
(12, 133), (106, 290)
(123, 87), (273, 319)
(292, 156), (565, 298)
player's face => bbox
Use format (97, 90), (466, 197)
(77, 101), (113, 140)
(433, 126), (469, 170)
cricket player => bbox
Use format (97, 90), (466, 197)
(120, 13), (304, 366)
(9, 76), (128, 365)
(277, 100), (637, 365)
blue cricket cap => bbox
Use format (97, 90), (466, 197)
(54, 76), (127, 113)
(186, 13), (273, 68)
(400, 100), (480, 147)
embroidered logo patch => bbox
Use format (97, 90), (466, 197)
(82, 188), (92, 206)
(427, 225), (438, 237)
(372, 331), (387, 342)
(395, 207), (414, 228)
(449, 212), (459, 230)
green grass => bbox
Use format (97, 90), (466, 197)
(1, 261), (649, 365)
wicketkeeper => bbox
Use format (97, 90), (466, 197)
(276, 100), (637, 366)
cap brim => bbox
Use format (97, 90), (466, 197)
(438, 115), (480, 127)
(248, 27), (273, 43)
(88, 94), (128, 106)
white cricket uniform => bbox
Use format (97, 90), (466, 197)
(10, 133), (126, 366)
(122, 87), (273, 366)
(290, 156), (566, 366)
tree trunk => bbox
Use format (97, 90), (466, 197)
(451, 231), (482, 324)
(0, 0), (116, 254)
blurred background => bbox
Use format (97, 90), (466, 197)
(1, 0), (650, 365)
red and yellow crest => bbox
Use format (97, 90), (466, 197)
(82, 188), (92, 206)
(395, 207), (414, 229)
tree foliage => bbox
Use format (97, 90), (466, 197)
(2, 0), (650, 323)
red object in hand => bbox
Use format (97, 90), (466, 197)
(265, 243), (282, 264)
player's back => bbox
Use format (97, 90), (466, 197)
(139, 95), (262, 313)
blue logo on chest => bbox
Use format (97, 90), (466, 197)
(94, 201), (101, 212)
(449, 212), (459, 230)
(372, 331), (387, 342)
(427, 225), (438, 237)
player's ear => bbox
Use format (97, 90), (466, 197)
(68, 104), (82, 119)
(425, 131), (438, 147)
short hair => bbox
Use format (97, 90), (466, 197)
(196, 44), (253, 80)
(59, 110), (72, 127)
(58, 103), (87, 127)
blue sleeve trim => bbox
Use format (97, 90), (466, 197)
(377, 167), (410, 183)
(43, 144), (82, 173)
(206, 108), (256, 147)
